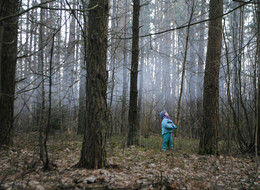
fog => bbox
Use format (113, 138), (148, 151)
(14, 0), (257, 140)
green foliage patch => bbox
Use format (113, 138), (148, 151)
(107, 135), (200, 154)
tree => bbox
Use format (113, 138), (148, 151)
(256, 1), (260, 156)
(176, 1), (194, 128)
(78, 0), (88, 135)
(127, 0), (140, 146)
(76, 0), (109, 169)
(199, 0), (223, 154)
(108, 0), (120, 136)
(43, 32), (55, 170)
(64, 0), (77, 123)
(196, 0), (206, 136)
(121, 0), (129, 135)
(38, 0), (46, 165)
(0, 0), (19, 147)
(162, 0), (172, 112)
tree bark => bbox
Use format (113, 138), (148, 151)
(0, 0), (19, 147)
(38, 0), (46, 165)
(176, 3), (194, 127)
(256, 1), (260, 157)
(171, 3), (176, 111)
(121, 0), (129, 135)
(76, 0), (109, 169)
(43, 33), (55, 170)
(78, 0), (88, 135)
(154, 0), (162, 111)
(196, 0), (206, 138)
(108, 0), (118, 136)
(199, 0), (223, 155)
(127, 0), (140, 146)
(163, 0), (171, 112)
(64, 0), (77, 127)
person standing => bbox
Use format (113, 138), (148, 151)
(158, 111), (177, 152)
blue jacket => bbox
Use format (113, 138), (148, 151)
(161, 117), (177, 135)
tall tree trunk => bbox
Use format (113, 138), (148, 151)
(187, 0), (196, 105)
(256, 2), (260, 157)
(57, 5), (63, 132)
(187, 1), (196, 138)
(78, 62), (86, 135)
(65, 0), (76, 129)
(78, 0), (88, 135)
(0, 0), (18, 147)
(127, 0), (140, 146)
(121, 0), (129, 135)
(154, 0), (162, 111)
(38, 0), (46, 165)
(176, 3), (194, 127)
(138, 45), (144, 136)
(163, 0), (171, 112)
(171, 3), (176, 112)
(137, 7), (144, 137)
(108, 0), (118, 136)
(196, 0), (206, 138)
(44, 33), (55, 170)
(199, 0), (223, 155)
(223, 24), (232, 154)
(76, 0), (109, 169)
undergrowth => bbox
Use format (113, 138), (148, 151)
(12, 132), (239, 157)
(107, 135), (200, 154)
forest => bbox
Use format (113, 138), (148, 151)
(0, 0), (260, 189)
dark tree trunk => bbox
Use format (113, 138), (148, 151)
(64, 0), (76, 126)
(176, 3), (193, 127)
(196, 0), (206, 138)
(0, 0), (18, 147)
(121, 0), (129, 135)
(78, 63), (86, 135)
(199, 0), (223, 155)
(171, 3), (176, 111)
(76, 0), (109, 169)
(77, 0), (88, 135)
(163, 0), (171, 112)
(127, 0), (140, 146)
(38, 0), (46, 165)
(197, 0), (206, 102)
(256, 2), (260, 155)
(43, 33), (55, 170)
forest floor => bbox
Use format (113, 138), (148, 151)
(0, 133), (259, 190)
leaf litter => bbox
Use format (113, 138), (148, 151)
(0, 135), (259, 190)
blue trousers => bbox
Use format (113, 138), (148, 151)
(161, 133), (173, 150)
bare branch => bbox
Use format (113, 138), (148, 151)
(0, 0), (98, 22)
(233, 0), (260, 4)
(118, 0), (253, 39)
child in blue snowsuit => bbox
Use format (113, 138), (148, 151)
(159, 111), (177, 151)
